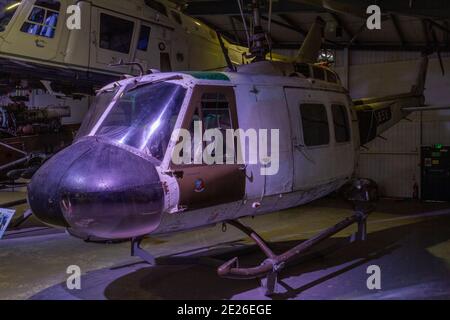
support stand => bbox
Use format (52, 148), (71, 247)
(131, 237), (156, 265)
(12, 209), (33, 229)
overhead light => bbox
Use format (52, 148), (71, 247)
(194, 21), (201, 27)
(6, 2), (21, 11)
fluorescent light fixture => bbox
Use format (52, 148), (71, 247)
(194, 21), (201, 26)
(6, 2), (21, 11)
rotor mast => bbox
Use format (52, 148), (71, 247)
(249, 0), (270, 62)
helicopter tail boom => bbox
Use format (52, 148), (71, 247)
(353, 55), (429, 146)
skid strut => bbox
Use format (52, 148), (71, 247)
(218, 206), (372, 295)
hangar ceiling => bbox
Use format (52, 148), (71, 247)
(176, 0), (450, 51)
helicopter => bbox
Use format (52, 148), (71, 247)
(25, 0), (443, 295)
(0, 0), (280, 97)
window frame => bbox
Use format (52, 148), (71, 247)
(331, 104), (351, 144)
(299, 103), (331, 148)
(171, 85), (240, 168)
(98, 13), (135, 54)
(20, 1), (61, 39)
(137, 24), (151, 51)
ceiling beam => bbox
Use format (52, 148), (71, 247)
(271, 42), (450, 52)
(425, 19), (450, 36)
(260, 15), (306, 37)
(184, 0), (325, 17)
(306, 0), (450, 20)
(390, 14), (407, 46)
(276, 13), (308, 37)
(329, 12), (359, 45)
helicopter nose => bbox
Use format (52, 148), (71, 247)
(28, 139), (164, 239)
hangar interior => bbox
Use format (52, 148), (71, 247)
(1, 0), (450, 300)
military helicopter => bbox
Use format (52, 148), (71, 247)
(25, 0), (443, 294)
(0, 0), (281, 96)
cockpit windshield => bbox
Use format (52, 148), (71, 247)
(0, 1), (20, 32)
(75, 87), (119, 140)
(93, 82), (186, 161)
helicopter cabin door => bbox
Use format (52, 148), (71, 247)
(90, 8), (138, 75)
(1, 0), (64, 61)
(171, 85), (246, 211)
(284, 88), (335, 190)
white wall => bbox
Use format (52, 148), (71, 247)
(336, 50), (450, 198)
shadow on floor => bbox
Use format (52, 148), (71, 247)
(32, 215), (450, 300)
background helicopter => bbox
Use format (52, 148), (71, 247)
(25, 0), (446, 295)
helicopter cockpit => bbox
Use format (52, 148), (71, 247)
(76, 79), (187, 162)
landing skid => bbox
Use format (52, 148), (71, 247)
(130, 203), (374, 296)
(130, 237), (224, 268)
(219, 203), (374, 295)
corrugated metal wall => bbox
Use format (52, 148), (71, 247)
(338, 50), (450, 198)
(357, 116), (421, 198)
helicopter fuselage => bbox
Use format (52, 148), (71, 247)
(27, 61), (358, 239)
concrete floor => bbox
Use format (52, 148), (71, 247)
(1, 192), (450, 300)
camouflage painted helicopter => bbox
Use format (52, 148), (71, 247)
(26, 0), (440, 294)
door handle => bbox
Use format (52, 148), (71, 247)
(35, 39), (46, 48)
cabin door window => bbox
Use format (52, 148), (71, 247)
(285, 88), (334, 189)
(171, 86), (245, 211)
(331, 104), (351, 143)
(90, 9), (138, 74)
(300, 104), (330, 147)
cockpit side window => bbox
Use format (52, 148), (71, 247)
(20, 1), (60, 38)
(180, 87), (238, 166)
(0, 1), (20, 32)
